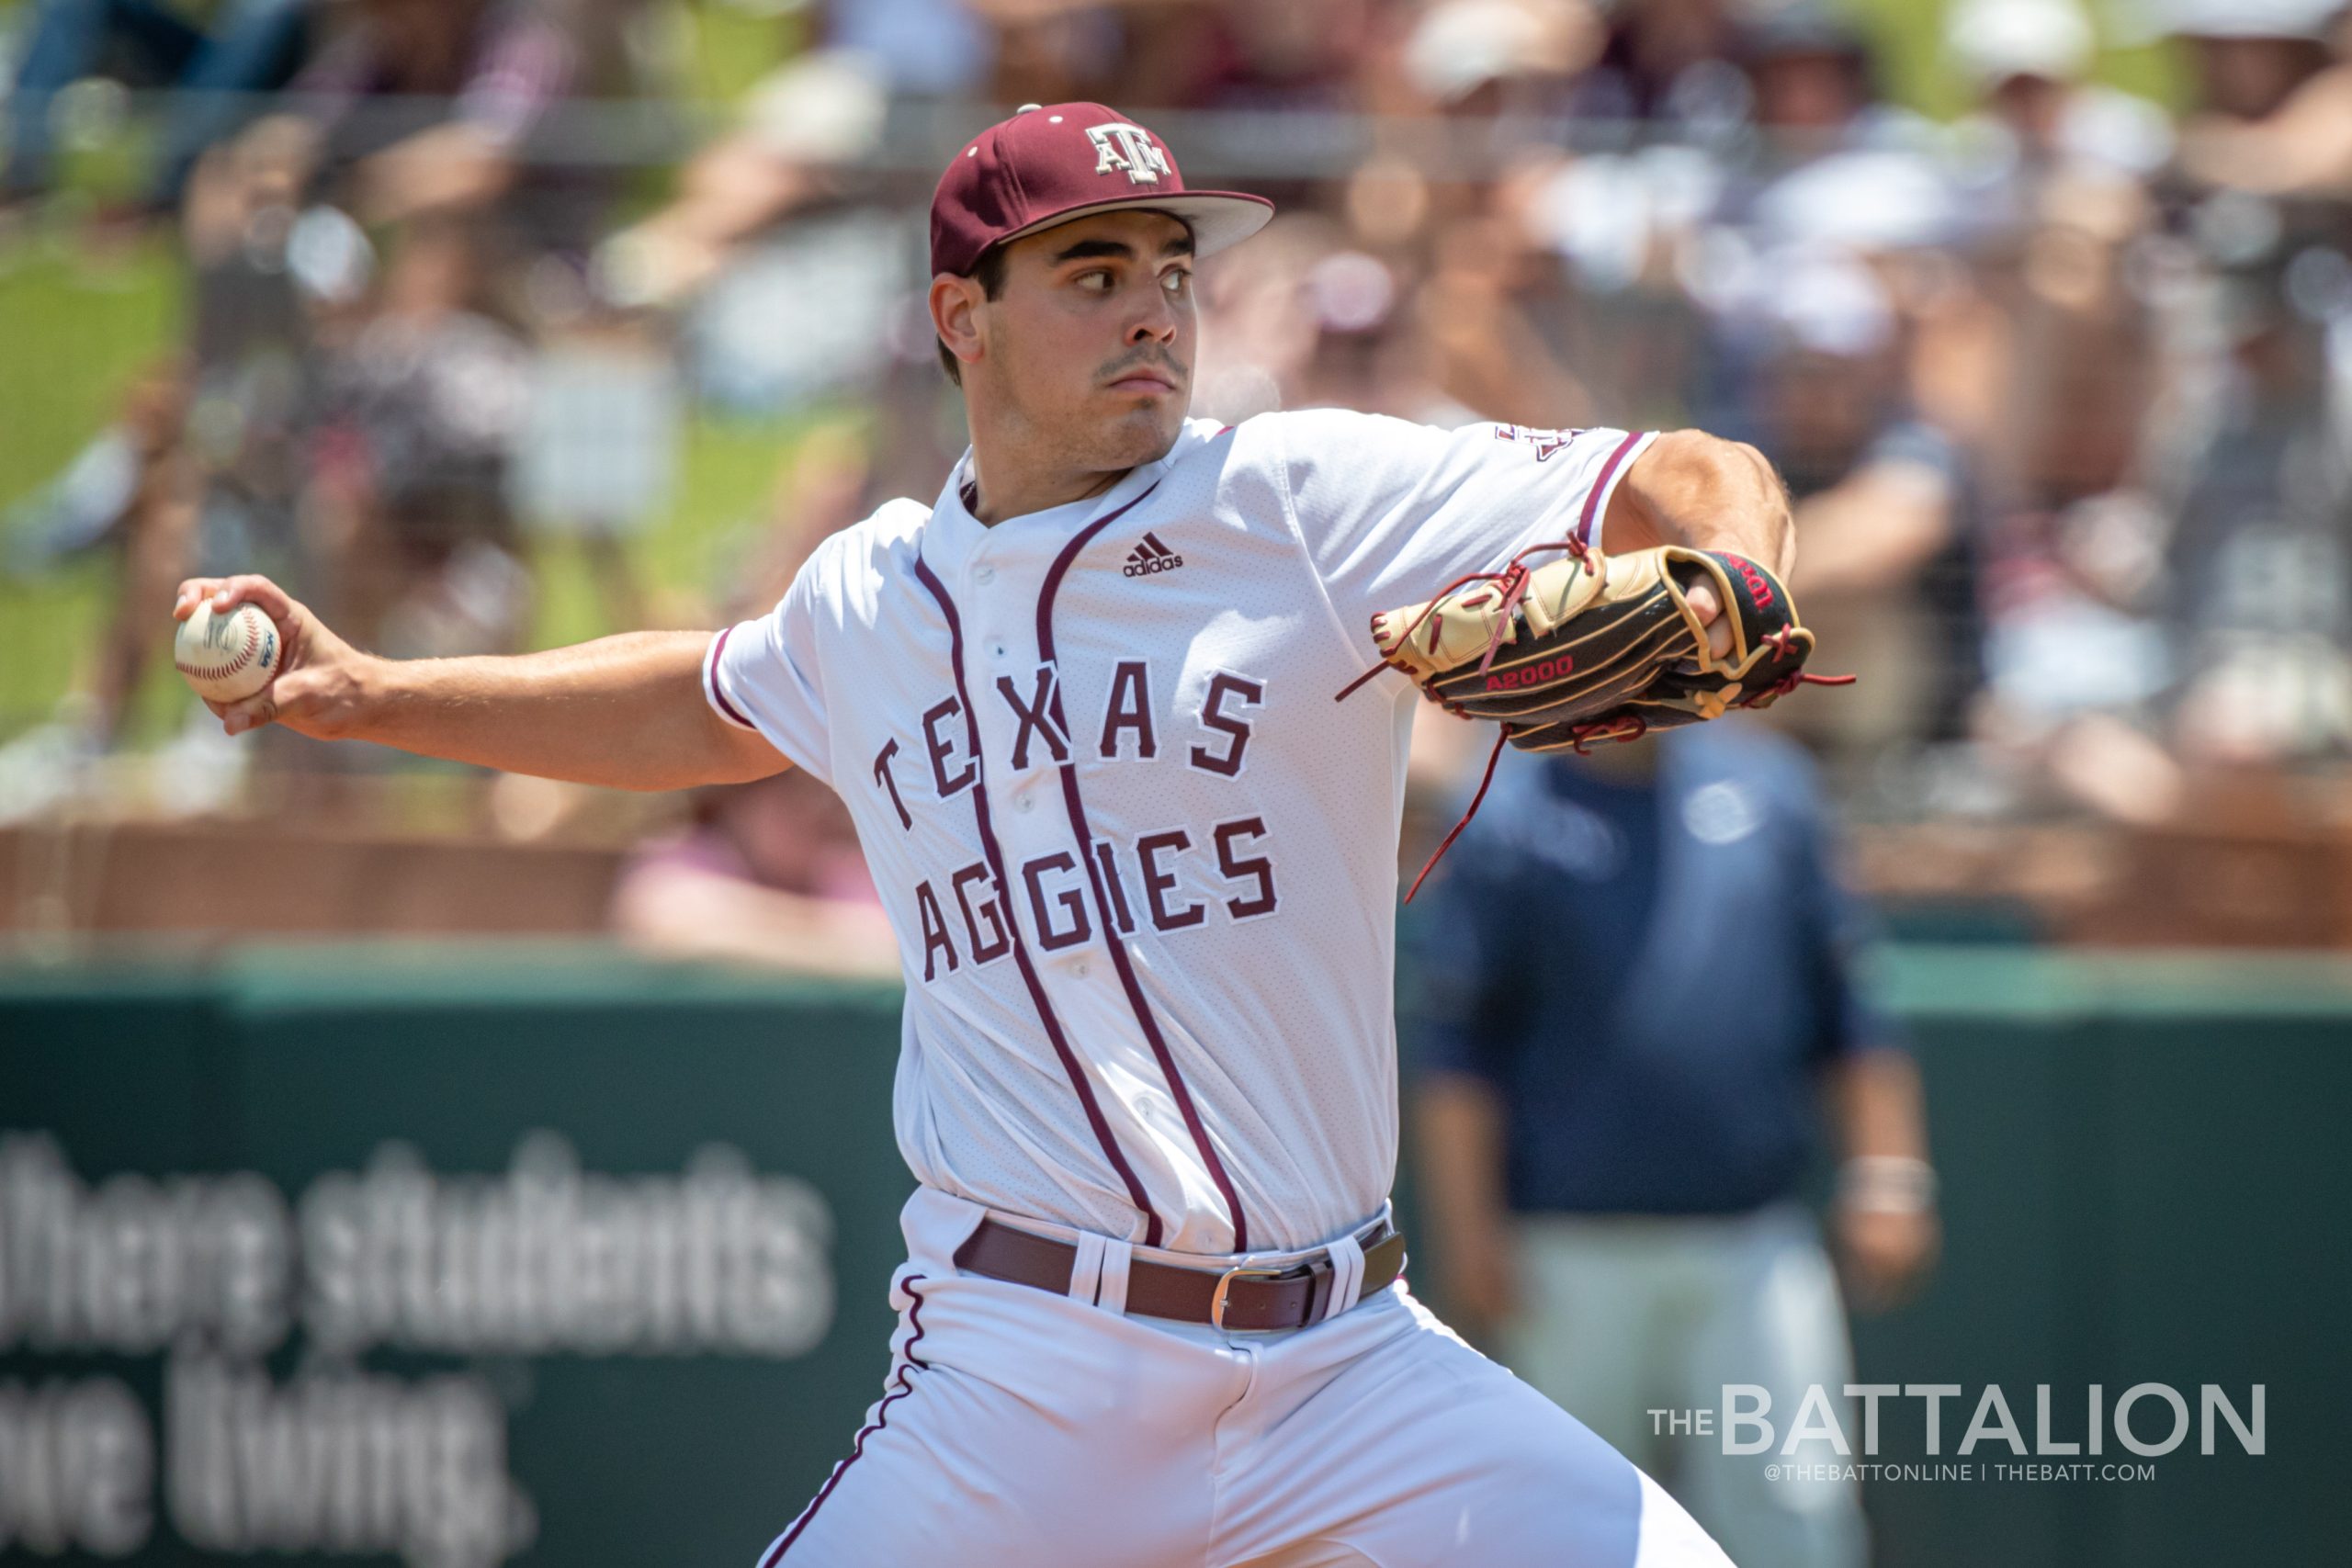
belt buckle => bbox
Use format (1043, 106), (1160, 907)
(1208, 1263), (1295, 1331)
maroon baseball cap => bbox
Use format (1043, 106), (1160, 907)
(930, 102), (1275, 278)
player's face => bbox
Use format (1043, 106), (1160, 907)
(978, 209), (1197, 473)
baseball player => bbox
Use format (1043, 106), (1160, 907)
(177, 105), (1815, 1566)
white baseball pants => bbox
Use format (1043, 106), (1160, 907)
(756, 1187), (1736, 1568)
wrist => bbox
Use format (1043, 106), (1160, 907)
(1838, 1156), (1937, 1216)
(334, 650), (400, 742)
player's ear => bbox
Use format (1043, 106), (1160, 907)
(931, 273), (985, 378)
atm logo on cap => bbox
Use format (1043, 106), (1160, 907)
(1089, 123), (1171, 185)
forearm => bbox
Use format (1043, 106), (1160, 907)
(1791, 464), (1953, 595)
(1823, 1046), (1939, 1303)
(1607, 429), (1795, 579)
(351, 632), (782, 791)
(1826, 1047), (1930, 1162)
(2180, 75), (2352, 195)
(1414, 1073), (1512, 1251)
(358, 124), (516, 223)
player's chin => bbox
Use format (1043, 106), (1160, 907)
(1092, 394), (1187, 460)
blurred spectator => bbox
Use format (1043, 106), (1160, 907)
(2168, 0), (2341, 120)
(1944, 0), (2172, 218)
(1730, 247), (1982, 767)
(1570, 0), (1747, 140)
(1163, 0), (1386, 111)
(1, 361), (194, 753)
(230, 0), (587, 245)
(1408, 723), (1936, 1568)
(2175, 0), (2352, 194)
(0, 0), (315, 226)
(1420, 207), (1600, 425)
(1291, 247), (1478, 420)
(595, 48), (888, 311)
(311, 213), (534, 660)
(1198, 225), (1483, 423)
(815, 0), (990, 98)
(2158, 258), (2352, 761)
(1, 102), (326, 763)
(1192, 212), (1339, 421)
(1966, 164), (2188, 821)
(609, 766), (896, 976)
(1402, 0), (1601, 119)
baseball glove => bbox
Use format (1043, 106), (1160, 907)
(1337, 537), (1848, 897)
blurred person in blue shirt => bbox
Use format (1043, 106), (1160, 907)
(1407, 721), (1936, 1568)
(0, 0), (315, 226)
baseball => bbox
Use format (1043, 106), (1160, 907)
(174, 601), (281, 704)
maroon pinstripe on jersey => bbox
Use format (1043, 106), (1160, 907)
(1035, 485), (1250, 1252)
(911, 556), (1164, 1247)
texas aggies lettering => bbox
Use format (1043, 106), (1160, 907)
(889, 664), (1274, 982)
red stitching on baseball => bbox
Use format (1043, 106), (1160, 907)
(179, 615), (261, 680)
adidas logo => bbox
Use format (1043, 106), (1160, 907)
(1122, 532), (1184, 578)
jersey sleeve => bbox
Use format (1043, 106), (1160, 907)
(1268, 410), (1657, 637)
(704, 554), (835, 788)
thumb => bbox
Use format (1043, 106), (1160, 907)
(218, 659), (357, 740)
(218, 660), (319, 737)
(220, 683), (283, 738)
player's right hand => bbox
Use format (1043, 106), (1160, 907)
(172, 574), (373, 740)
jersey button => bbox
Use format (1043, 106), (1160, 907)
(976, 566), (996, 584)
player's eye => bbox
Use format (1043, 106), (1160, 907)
(1162, 268), (1192, 297)
(1075, 270), (1114, 291)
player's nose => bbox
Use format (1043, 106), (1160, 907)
(1124, 288), (1179, 345)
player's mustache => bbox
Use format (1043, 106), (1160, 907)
(1099, 351), (1187, 387)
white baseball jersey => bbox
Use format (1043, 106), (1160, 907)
(706, 411), (1656, 1256)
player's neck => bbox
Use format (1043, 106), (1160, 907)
(962, 457), (1131, 527)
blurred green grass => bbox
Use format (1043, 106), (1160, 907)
(0, 241), (185, 738)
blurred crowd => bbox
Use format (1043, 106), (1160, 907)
(4, 0), (2352, 954)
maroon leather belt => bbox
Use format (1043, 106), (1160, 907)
(954, 1217), (1407, 1332)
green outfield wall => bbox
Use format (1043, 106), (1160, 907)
(3, 944), (2346, 1568)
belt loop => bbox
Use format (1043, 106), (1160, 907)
(1067, 1230), (1109, 1303)
(1318, 1232), (1366, 1325)
(1095, 1236), (1133, 1315)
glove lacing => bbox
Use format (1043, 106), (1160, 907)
(1332, 536), (1601, 706)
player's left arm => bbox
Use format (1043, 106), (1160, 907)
(1601, 430), (1795, 581)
